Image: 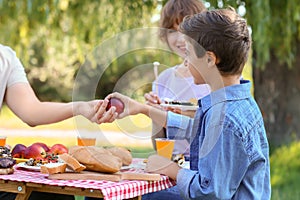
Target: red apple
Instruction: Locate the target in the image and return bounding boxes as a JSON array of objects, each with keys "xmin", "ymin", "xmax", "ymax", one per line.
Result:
[
  {"xmin": 24, "ymin": 144, "xmax": 47, "ymax": 160},
  {"xmin": 32, "ymin": 142, "xmax": 50, "ymax": 152},
  {"xmin": 49, "ymin": 144, "xmax": 68, "ymax": 155},
  {"xmin": 11, "ymin": 144, "xmax": 27, "ymax": 158},
  {"xmin": 106, "ymin": 97, "xmax": 124, "ymax": 114}
]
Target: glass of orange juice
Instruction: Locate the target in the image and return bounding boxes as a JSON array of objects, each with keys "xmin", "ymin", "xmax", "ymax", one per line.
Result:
[
  {"xmin": 155, "ymin": 138, "xmax": 175, "ymax": 160},
  {"xmin": 77, "ymin": 136, "xmax": 96, "ymax": 146},
  {"xmin": 0, "ymin": 136, "xmax": 7, "ymax": 146}
]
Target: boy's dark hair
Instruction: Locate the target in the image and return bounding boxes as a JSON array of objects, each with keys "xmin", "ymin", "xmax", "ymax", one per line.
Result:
[
  {"xmin": 179, "ymin": 7, "xmax": 251, "ymax": 75},
  {"xmin": 159, "ymin": 0, "xmax": 206, "ymax": 42}
]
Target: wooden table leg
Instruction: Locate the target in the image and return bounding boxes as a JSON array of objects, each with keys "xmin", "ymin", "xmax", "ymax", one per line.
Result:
[{"xmin": 15, "ymin": 188, "xmax": 32, "ymax": 200}]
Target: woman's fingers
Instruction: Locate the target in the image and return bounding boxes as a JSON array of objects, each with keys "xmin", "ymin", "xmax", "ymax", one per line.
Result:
[{"xmin": 97, "ymin": 106, "xmax": 118, "ymax": 124}]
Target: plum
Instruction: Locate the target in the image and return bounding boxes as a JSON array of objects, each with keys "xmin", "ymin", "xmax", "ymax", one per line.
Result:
[
  {"xmin": 11, "ymin": 144, "xmax": 27, "ymax": 158},
  {"xmin": 49, "ymin": 144, "xmax": 68, "ymax": 155},
  {"xmin": 32, "ymin": 142, "xmax": 50, "ymax": 152},
  {"xmin": 24, "ymin": 144, "xmax": 47, "ymax": 160},
  {"xmin": 106, "ymin": 97, "xmax": 124, "ymax": 114}
]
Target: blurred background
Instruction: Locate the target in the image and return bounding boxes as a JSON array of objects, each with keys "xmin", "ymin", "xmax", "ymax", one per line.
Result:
[{"xmin": 1, "ymin": 0, "xmax": 300, "ymax": 199}]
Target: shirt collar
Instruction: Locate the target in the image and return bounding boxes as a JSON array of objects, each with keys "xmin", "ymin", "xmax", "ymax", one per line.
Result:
[{"xmin": 198, "ymin": 80, "xmax": 252, "ymax": 113}]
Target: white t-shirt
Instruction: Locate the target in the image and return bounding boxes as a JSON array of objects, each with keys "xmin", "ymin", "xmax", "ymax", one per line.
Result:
[
  {"xmin": 153, "ymin": 66, "xmax": 210, "ymax": 101},
  {"xmin": 152, "ymin": 65, "xmax": 210, "ymax": 156},
  {"xmin": 0, "ymin": 44, "xmax": 28, "ymax": 109}
]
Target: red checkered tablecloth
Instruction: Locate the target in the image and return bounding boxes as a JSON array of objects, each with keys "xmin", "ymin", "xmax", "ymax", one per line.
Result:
[{"xmin": 0, "ymin": 159, "xmax": 176, "ymax": 200}]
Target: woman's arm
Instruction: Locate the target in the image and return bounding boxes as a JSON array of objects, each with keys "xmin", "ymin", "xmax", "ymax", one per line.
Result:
[{"xmin": 5, "ymin": 83, "xmax": 116, "ymax": 126}]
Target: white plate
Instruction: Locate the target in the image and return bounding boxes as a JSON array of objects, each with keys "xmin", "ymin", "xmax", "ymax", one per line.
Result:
[
  {"xmin": 16, "ymin": 162, "xmax": 40, "ymax": 172},
  {"xmin": 160, "ymin": 103, "xmax": 198, "ymax": 111}
]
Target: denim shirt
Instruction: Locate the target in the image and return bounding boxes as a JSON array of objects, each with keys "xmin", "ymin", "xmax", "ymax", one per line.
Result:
[{"xmin": 166, "ymin": 80, "xmax": 271, "ymax": 200}]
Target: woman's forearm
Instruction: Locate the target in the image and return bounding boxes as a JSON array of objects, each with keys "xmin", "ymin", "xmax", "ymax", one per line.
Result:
[{"xmin": 20, "ymin": 101, "xmax": 77, "ymax": 126}]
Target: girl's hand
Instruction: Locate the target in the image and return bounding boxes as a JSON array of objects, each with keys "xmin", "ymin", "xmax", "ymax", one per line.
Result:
[{"xmin": 144, "ymin": 92, "xmax": 164, "ymax": 110}]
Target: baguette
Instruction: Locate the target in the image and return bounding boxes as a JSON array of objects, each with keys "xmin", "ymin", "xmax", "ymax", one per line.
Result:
[
  {"xmin": 69, "ymin": 146, "xmax": 112, "ymax": 155},
  {"xmin": 69, "ymin": 146, "xmax": 122, "ymax": 173},
  {"xmin": 40, "ymin": 162, "xmax": 67, "ymax": 174},
  {"xmin": 58, "ymin": 153, "xmax": 86, "ymax": 172},
  {"xmin": 106, "ymin": 147, "xmax": 132, "ymax": 166}
]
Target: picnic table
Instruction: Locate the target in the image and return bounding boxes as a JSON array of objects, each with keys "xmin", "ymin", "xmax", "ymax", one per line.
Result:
[{"xmin": 0, "ymin": 158, "xmax": 176, "ymax": 200}]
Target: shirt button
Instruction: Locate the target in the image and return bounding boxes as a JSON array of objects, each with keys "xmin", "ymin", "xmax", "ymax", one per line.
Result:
[{"xmin": 239, "ymin": 134, "xmax": 244, "ymax": 142}]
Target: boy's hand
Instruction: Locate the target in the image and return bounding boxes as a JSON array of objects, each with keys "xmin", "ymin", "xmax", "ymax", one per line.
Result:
[
  {"xmin": 145, "ymin": 154, "xmax": 181, "ymax": 181},
  {"xmin": 106, "ymin": 92, "xmax": 145, "ymax": 119}
]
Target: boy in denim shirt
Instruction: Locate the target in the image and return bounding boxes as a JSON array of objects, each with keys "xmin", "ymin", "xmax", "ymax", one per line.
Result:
[{"xmin": 108, "ymin": 7, "xmax": 271, "ymax": 200}]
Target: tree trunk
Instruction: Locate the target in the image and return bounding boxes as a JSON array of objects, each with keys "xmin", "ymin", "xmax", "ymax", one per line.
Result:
[{"xmin": 253, "ymin": 47, "xmax": 300, "ymax": 147}]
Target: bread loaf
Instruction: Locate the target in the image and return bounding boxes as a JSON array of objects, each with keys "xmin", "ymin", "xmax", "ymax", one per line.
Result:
[
  {"xmin": 107, "ymin": 147, "xmax": 132, "ymax": 166},
  {"xmin": 69, "ymin": 146, "xmax": 122, "ymax": 173}
]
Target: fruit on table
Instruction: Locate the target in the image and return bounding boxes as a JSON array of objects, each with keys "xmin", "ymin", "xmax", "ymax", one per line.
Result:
[
  {"xmin": 23, "ymin": 144, "xmax": 47, "ymax": 160},
  {"xmin": 12, "ymin": 143, "xmax": 69, "ymax": 160},
  {"xmin": 48, "ymin": 144, "xmax": 68, "ymax": 155},
  {"xmin": 106, "ymin": 97, "xmax": 124, "ymax": 114},
  {"xmin": 32, "ymin": 142, "xmax": 50, "ymax": 152},
  {"xmin": 11, "ymin": 144, "xmax": 27, "ymax": 158}
]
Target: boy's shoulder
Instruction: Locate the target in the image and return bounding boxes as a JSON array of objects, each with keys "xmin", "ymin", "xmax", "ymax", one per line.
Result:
[{"xmin": 203, "ymin": 85, "xmax": 263, "ymax": 134}]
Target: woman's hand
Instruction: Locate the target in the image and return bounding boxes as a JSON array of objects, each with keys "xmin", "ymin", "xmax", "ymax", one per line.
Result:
[{"xmin": 76, "ymin": 99, "xmax": 118, "ymax": 124}]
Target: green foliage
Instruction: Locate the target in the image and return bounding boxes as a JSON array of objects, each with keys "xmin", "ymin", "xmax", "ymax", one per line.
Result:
[
  {"xmin": 204, "ymin": 0, "xmax": 300, "ymax": 69},
  {"xmin": 1, "ymin": 0, "xmax": 299, "ymax": 107},
  {"xmin": 245, "ymin": 0, "xmax": 300, "ymax": 69},
  {"xmin": 0, "ymin": 0, "xmax": 159, "ymax": 101},
  {"xmin": 245, "ymin": 0, "xmax": 271, "ymax": 70},
  {"xmin": 270, "ymin": 141, "xmax": 300, "ymax": 198}
]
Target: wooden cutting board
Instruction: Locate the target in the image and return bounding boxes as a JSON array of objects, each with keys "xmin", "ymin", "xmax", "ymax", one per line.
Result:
[{"xmin": 48, "ymin": 170, "xmax": 161, "ymax": 182}]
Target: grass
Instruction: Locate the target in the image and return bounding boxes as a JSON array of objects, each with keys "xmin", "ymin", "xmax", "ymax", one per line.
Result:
[
  {"xmin": 270, "ymin": 141, "xmax": 300, "ymax": 200},
  {"xmin": 0, "ymin": 104, "xmax": 152, "ymax": 132}
]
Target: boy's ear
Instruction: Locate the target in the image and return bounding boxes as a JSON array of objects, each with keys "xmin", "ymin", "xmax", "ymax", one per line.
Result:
[{"xmin": 207, "ymin": 51, "xmax": 217, "ymax": 65}]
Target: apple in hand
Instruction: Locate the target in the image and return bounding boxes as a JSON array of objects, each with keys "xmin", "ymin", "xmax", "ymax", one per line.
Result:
[
  {"xmin": 24, "ymin": 144, "xmax": 47, "ymax": 160},
  {"xmin": 49, "ymin": 144, "xmax": 68, "ymax": 155},
  {"xmin": 11, "ymin": 144, "xmax": 27, "ymax": 158},
  {"xmin": 32, "ymin": 142, "xmax": 50, "ymax": 152},
  {"xmin": 106, "ymin": 97, "xmax": 124, "ymax": 114}
]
